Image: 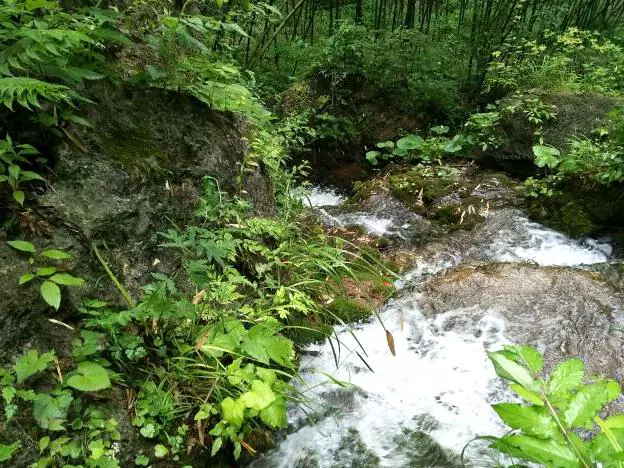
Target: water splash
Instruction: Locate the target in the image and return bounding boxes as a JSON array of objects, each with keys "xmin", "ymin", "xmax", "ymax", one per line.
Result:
[
  {"xmin": 259, "ymin": 188, "xmax": 615, "ymax": 467},
  {"xmin": 486, "ymin": 215, "xmax": 611, "ymax": 266},
  {"xmin": 304, "ymin": 186, "xmax": 348, "ymax": 208}
]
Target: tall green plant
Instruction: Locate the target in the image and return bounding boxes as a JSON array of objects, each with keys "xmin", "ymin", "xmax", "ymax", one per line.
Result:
[{"xmin": 481, "ymin": 345, "xmax": 624, "ymax": 467}]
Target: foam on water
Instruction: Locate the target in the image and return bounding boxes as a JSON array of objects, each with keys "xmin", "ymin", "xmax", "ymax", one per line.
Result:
[
  {"xmin": 254, "ymin": 294, "xmax": 510, "ymax": 467},
  {"xmin": 487, "ymin": 215, "xmax": 611, "ymax": 266},
  {"xmin": 260, "ymin": 190, "xmax": 614, "ymax": 467},
  {"xmin": 304, "ymin": 186, "xmax": 348, "ymax": 208},
  {"xmin": 334, "ymin": 212, "xmax": 396, "ymax": 236}
]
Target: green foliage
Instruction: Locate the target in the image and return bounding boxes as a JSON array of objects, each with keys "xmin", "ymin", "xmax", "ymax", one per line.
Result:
[
  {"xmin": 487, "ymin": 29, "xmax": 624, "ymax": 96},
  {"xmin": 7, "ymin": 240, "xmax": 83, "ymax": 310},
  {"xmin": 485, "ymin": 345, "xmax": 624, "ymax": 467},
  {"xmin": 365, "ymin": 112, "xmax": 500, "ymax": 166}
]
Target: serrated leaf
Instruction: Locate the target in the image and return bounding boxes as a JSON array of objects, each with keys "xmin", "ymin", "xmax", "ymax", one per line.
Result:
[
  {"xmin": 154, "ymin": 444, "xmax": 168, "ymax": 458},
  {"xmin": 66, "ymin": 361, "xmax": 111, "ymax": 392},
  {"xmin": 40, "ymin": 280, "xmax": 61, "ymax": 309},
  {"xmin": 488, "ymin": 351, "xmax": 539, "ymax": 392},
  {"xmin": 33, "ymin": 391, "xmax": 73, "ymax": 431},
  {"xmin": 14, "ymin": 349, "xmax": 55, "ymax": 383},
  {"xmin": 7, "ymin": 240, "xmax": 36, "ymax": 253},
  {"xmin": 41, "ymin": 249, "xmax": 72, "ymax": 260},
  {"xmin": 220, "ymin": 397, "xmax": 245, "ymax": 428},
  {"xmin": 50, "ymin": 273, "xmax": 84, "ymax": 286},
  {"xmin": 563, "ymin": 381, "xmax": 621, "ymax": 429},
  {"xmin": 493, "ymin": 403, "xmax": 561, "ymax": 440},
  {"xmin": 0, "ymin": 441, "xmax": 20, "ymax": 462},
  {"xmin": 259, "ymin": 396, "xmax": 287, "ymax": 428},
  {"xmin": 510, "ymin": 383, "xmax": 544, "ymax": 406},
  {"xmin": 492, "ymin": 434, "xmax": 577, "ymax": 466},
  {"xmin": 547, "ymin": 358, "xmax": 584, "ymax": 397},
  {"xmin": 241, "ymin": 380, "xmax": 276, "ymax": 411},
  {"xmin": 510, "ymin": 345, "xmax": 544, "ymax": 374}
]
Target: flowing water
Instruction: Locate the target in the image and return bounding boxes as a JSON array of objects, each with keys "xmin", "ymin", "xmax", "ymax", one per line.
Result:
[{"xmin": 254, "ymin": 186, "xmax": 618, "ymax": 468}]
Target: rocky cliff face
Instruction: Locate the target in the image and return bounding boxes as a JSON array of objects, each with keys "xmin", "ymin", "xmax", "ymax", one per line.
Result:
[{"xmin": 0, "ymin": 84, "xmax": 275, "ymax": 364}]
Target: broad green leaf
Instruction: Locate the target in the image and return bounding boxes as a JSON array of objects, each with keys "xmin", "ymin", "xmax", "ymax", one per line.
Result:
[
  {"xmin": 220, "ymin": 397, "xmax": 245, "ymax": 429},
  {"xmin": 135, "ymin": 454, "xmax": 150, "ymax": 466},
  {"xmin": 89, "ymin": 439, "xmax": 106, "ymax": 460},
  {"xmin": 605, "ymin": 415, "xmax": 624, "ymax": 429},
  {"xmin": 508, "ymin": 345, "xmax": 544, "ymax": 374},
  {"xmin": 265, "ymin": 335, "xmax": 294, "ymax": 367},
  {"xmin": 365, "ymin": 150, "xmax": 380, "ymax": 165},
  {"xmin": 19, "ymin": 171, "xmax": 44, "ymax": 182},
  {"xmin": 13, "ymin": 190, "xmax": 25, "ymax": 205},
  {"xmin": 563, "ymin": 381, "xmax": 621, "ymax": 429},
  {"xmin": 0, "ymin": 441, "xmax": 20, "ymax": 462},
  {"xmin": 488, "ymin": 351, "xmax": 539, "ymax": 392},
  {"xmin": 36, "ymin": 266, "xmax": 56, "ymax": 276},
  {"xmin": 431, "ymin": 125, "xmax": 450, "ymax": 135},
  {"xmin": 510, "ymin": 383, "xmax": 544, "ymax": 406},
  {"xmin": 396, "ymin": 134, "xmax": 424, "ymax": 151},
  {"xmin": 533, "ymin": 145, "xmax": 561, "ymax": 168},
  {"xmin": 14, "ymin": 349, "xmax": 55, "ymax": 383},
  {"xmin": 18, "ymin": 273, "xmax": 35, "ymax": 285},
  {"xmin": 50, "ymin": 273, "xmax": 84, "ymax": 286},
  {"xmin": 491, "ymin": 434, "xmax": 577, "ymax": 466},
  {"xmin": 241, "ymin": 380, "xmax": 276, "ymax": 411},
  {"xmin": 547, "ymin": 358, "xmax": 584, "ymax": 397},
  {"xmin": 241, "ymin": 337, "xmax": 270, "ymax": 363},
  {"xmin": 40, "ymin": 281, "xmax": 61, "ymax": 310},
  {"xmin": 259, "ymin": 396, "xmax": 287, "ymax": 428},
  {"xmin": 7, "ymin": 240, "xmax": 36, "ymax": 253},
  {"xmin": 33, "ymin": 391, "xmax": 73, "ymax": 431},
  {"xmin": 66, "ymin": 361, "xmax": 111, "ymax": 392},
  {"xmin": 211, "ymin": 437, "xmax": 223, "ymax": 456},
  {"xmin": 154, "ymin": 444, "xmax": 168, "ymax": 458},
  {"xmin": 41, "ymin": 249, "xmax": 72, "ymax": 260},
  {"xmin": 492, "ymin": 403, "xmax": 561, "ymax": 441}
]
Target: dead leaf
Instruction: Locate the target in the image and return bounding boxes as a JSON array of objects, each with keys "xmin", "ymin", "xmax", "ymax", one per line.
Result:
[
  {"xmin": 386, "ymin": 330, "xmax": 396, "ymax": 356},
  {"xmin": 192, "ymin": 289, "xmax": 207, "ymax": 304}
]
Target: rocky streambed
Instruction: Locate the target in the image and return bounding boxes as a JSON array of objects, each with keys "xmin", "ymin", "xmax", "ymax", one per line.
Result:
[{"xmin": 254, "ymin": 167, "xmax": 623, "ymax": 467}]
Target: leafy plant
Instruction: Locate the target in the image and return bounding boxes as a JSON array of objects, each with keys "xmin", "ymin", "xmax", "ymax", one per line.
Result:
[
  {"xmin": 7, "ymin": 240, "xmax": 83, "ymax": 310},
  {"xmin": 481, "ymin": 345, "xmax": 624, "ymax": 467}
]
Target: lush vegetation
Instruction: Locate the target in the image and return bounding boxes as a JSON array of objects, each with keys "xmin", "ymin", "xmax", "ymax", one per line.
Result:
[{"xmin": 2, "ymin": 0, "xmax": 624, "ymax": 465}]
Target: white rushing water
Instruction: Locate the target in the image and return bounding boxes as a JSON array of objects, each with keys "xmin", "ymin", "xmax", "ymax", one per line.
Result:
[
  {"xmin": 486, "ymin": 215, "xmax": 611, "ymax": 266},
  {"xmin": 260, "ymin": 186, "xmax": 614, "ymax": 467},
  {"xmin": 304, "ymin": 186, "xmax": 348, "ymax": 208}
]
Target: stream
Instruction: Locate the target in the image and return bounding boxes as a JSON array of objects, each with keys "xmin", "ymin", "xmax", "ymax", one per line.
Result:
[{"xmin": 254, "ymin": 183, "xmax": 621, "ymax": 467}]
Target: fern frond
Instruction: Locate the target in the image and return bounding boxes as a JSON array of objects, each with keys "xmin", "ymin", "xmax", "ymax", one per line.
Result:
[
  {"xmin": 0, "ymin": 29, "xmax": 94, "ymax": 76},
  {"xmin": 0, "ymin": 77, "xmax": 72, "ymax": 110}
]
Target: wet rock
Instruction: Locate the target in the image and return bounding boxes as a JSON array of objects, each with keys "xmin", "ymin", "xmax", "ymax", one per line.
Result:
[
  {"xmin": 0, "ymin": 84, "xmax": 276, "ymax": 365},
  {"xmin": 418, "ymin": 262, "xmax": 623, "ymax": 377},
  {"xmin": 346, "ymin": 165, "xmax": 520, "ymax": 236},
  {"xmin": 498, "ymin": 90, "xmax": 621, "ymax": 160}
]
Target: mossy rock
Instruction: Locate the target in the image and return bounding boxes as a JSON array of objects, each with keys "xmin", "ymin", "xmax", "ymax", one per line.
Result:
[
  {"xmin": 524, "ymin": 180, "xmax": 624, "ymax": 238},
  {"xmin": 388, "ymin": 167, "xmax": 459, "ymax": 211},
  {"xmin": 499, "ymin": 90, "xmax": 621, "ymax": 160},
  {"xmin": 433, "ymin": 195, "xmax": 490, "ymax": 232}
]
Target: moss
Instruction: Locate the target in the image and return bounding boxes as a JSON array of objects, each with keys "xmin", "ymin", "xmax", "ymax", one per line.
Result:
[
  {"xmin": 526, "ymin": 191, "xmax": 597, "ymax": 238},
  {"xmin": 326, "ymin": 296, "xmax": 373, "ymax": 324},
  {"xmin": 388, "ymin": 167, "xmax": 459, "ymax": 211},
  {"xmin": 285, "ymin": 315, "xmax": 332, "ymax": 346},
  {"xmin": 434, "ymin": 196, "xmax": 487, "ymax": 232}
]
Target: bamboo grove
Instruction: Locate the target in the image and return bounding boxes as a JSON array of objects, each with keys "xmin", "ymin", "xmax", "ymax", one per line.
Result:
[{"xmin": 232, "ymin": 0, "xmax": 624, "ymax": 85}]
